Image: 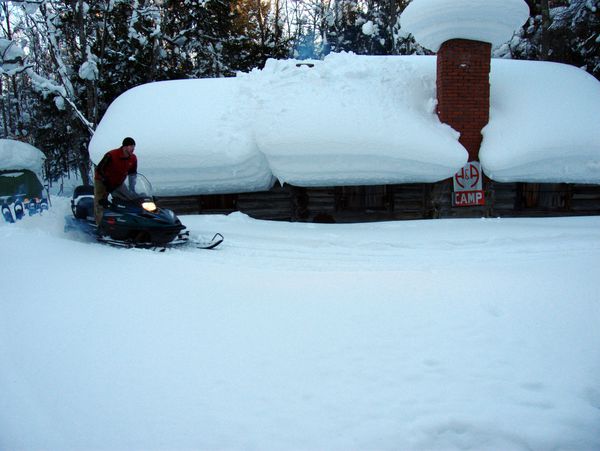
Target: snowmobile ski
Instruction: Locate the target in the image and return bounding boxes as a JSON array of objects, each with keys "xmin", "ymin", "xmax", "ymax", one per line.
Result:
[
  {"xmin": 189, "ymin": 232, "xmax": 224, "ymax": 250},
  {"xmin": 95, "ymin": 231, "xmax": 223, "ymax": 251}
]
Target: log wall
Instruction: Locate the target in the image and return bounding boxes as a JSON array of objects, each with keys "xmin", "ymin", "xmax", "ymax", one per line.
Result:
[{"xmin": 156, "ymin": 181, "xmax": 600, "ymax": 223}]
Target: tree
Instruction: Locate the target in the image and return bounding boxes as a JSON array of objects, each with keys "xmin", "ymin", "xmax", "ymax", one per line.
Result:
[
  {"xmin": 233, "ymin": 0, "xmax": 289, "ymax": 70},
  {"xmin": 496, "ymin": 0, "xmax": 600, "ymax": 80}
]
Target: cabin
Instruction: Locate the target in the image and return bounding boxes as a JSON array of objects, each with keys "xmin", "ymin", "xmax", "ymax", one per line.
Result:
[{"xmin": 89, "ymin": 0, "xmax": 600, "ymax": 222}]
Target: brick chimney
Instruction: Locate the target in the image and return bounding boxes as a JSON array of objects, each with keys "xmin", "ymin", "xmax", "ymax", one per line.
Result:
[
  {"xmin": 436, "ymin": 39, "xmax": 491, "ymax": 162},
  {"xmin": 400, "ymin": 0, "xmax": 530, "ymax": 163}
]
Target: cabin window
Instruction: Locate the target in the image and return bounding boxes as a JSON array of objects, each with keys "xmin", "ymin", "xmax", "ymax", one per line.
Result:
[
  {"xmin": 518, "ymin": 183, "xmax": 568, "ymax": 210},
  {"xmin": 200, "ymin": 194, "xmax": 237, "ymax": 211},
  {"xmin": 337, "ymin": 186, "xmax": 390, "ymax": 211}
]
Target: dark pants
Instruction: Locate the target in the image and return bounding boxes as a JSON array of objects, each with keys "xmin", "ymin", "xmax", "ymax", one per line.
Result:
[{"xmin": 94, "ymin": 179, "xmax": 108, "ymax": 226}]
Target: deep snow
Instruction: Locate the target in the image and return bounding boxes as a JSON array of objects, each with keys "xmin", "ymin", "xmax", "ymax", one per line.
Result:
[
  {"xmin": 1, "ymin": 198, "xmax": 600, "ymax": 450},
  {"xmin": 89, "ymin": 53, "xmax": 600, "ymax": 195}
]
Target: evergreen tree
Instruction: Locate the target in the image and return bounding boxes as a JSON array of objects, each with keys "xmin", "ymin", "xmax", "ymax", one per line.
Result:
[
  {"xmin": 496, "ymin": 0, "xmax": 600, "ymax": 80},
  {"xmin": 233, "ymin": 0, "xmax": 289, "ymax": 70},
  {"xmin": 323, "ymin": 0, "xmax": 424, "ymax": 56},
  {"xmin": 96, "ymin": 0, "xmax": 166, "ymax": 103},
  {"xmin": 161, "ymin": 0, "xmax": 247, "ymax": 78}
]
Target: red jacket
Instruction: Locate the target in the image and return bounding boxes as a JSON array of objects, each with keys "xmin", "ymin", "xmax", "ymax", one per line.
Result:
[{"xmin": 95, "ymin": 147, "xmax": 138, "ymax": 192}]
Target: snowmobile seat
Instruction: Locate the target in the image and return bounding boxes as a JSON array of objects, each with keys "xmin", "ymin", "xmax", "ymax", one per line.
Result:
[
  {"xmin": 72, "ymin": 185, "xmax": 95, "ymax": 220},
  {"xmin": 73, "ymin": 185, "xmax": 94, "ymax": 198}
]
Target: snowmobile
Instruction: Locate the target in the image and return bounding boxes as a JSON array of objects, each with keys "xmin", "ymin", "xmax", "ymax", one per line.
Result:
[{"xmin": 64, "ymin": 174, "xmax": 223, "ymax": 250}]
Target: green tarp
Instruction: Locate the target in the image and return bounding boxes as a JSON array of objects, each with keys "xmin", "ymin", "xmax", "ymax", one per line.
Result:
[{"xmin": 0, "ymin": 169, "xmax": 44, "ymax": 202}]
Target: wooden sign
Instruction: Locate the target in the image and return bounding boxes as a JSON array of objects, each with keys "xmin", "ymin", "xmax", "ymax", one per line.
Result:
[{"xmin": 453, "ymin": 161, "xmax": 485, "ymax": 207}]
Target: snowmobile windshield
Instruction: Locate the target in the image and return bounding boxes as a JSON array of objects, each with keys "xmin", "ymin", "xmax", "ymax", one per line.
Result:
[{"xmin": 111, "ymin": 174, "xmax": 153, "ymax": 202}]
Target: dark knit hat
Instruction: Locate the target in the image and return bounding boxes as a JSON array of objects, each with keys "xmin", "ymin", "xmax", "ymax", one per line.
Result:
[{"xmin": 122, "ymin": 137, "xmax": 136, "ymax": 146}]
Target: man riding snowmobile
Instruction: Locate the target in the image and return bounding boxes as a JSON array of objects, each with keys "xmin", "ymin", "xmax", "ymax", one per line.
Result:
[
  {"xmin": 94, "ymin": 137, "xmax": 137, "ymax": 225},
  {"xmin": 66, "ymin": 136, "xmax": 223, "ymax": 250},
  {"xmin": 67, "ymin": 172, "xmax": 223, "ymax": 249}
]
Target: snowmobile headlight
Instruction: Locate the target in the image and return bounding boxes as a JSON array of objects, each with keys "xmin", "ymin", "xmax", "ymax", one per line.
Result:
[{"xmin": 142, "ymin": 201, "xmax": 157, "ymax": 212}]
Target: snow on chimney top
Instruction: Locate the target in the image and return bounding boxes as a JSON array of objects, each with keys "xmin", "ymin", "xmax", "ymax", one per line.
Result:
[{"xmin": 400, "ymin": 0, "xmax": 530, "ymax": 52}]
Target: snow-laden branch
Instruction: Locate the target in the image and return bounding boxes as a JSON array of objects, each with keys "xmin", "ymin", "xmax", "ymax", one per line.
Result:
[
  {"xmin": 0, "ymin": 37, "xmax": 26, "ymax": 75},
  {"xmin": 25, "ymin": 67, "xmax": 94, "ymax": 134},
  {"xmin": 127, "ymin": 0, "xmax": 163, "ymax": 46},
  {"xmin": 0, "ymin": 34, "xmax": 95, "ymax": 135},
  {"xmin": 128, "ymin": 0, "xmax": 141, "ymax": 43},
  {"xmin": 78, "ymin": 46, "xmax": 99, "ymax": 81},
  {"xmin": 39, "ymin": 2, "xmax": 76, "ymax": 100}
]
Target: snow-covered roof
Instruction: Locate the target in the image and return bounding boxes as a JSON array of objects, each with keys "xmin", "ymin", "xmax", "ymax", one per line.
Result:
[
  {"xmin": 243, "ymin": 55, "xmax": 466, "ymax": 187},
  {"xmin": 481, "ymin": 60, "xmax": 600, "ymax": 183},
  {"xmin": 400, "ymin": 0, "xmax": 530, "ymax": 52},
  {"xmin": 90, "ymin": 78, "xmax": 274, "ymax": 196},
  {"xmin": 0, "ymin": 139, "xmax": 45, "ymax": 179},
  {"xmin": 89, "ymin": 53, "xmax": 600, "ymax": 196},
  {"xmin": 90, "ymin": 54, "xmax": 467, "ymax": 195}
]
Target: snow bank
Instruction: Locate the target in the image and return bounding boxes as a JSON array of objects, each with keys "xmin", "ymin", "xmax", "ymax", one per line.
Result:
[
  {"xmin": 400, "ymin": 0, "xmax": 530, "ymax": 52},
  {"xmin": 0, "ymin": 139, "xmax": 45, "ymax": 178},
  {"xmin": 89, "ymin": 79, "xmax": 274, "ymax": 196},
  {"xmin": 481, "ymin": 60, "xmax": 600, "ymax": 183},
  {"xmin": 242, "ymin": 54, "xmax": 466, "ymax": 186}
]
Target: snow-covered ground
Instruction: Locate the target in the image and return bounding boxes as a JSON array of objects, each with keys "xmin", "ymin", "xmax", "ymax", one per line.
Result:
[{"xmin": 1, "ymin": 197, "xmax": 600, "ymax": 450}]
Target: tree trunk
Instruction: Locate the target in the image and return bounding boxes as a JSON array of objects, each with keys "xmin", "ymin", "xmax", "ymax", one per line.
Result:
[
  {"xmin": 0, "ymin": 77, "xmax": 8, "ymax": 138},
  {"xmin": 273, "ymin": 0, "xmax": 282, "ymax": 48},
  {"xmin": 76, "ymin": 0, "xmax": 92, "ymax": 183},
  {"xmin": 10, "ymin": 75, "xmax": 22, "ymax": 135},
  {"xmin": 539, "ymin": 0, "xmax": 551, "ymax": 61}
]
